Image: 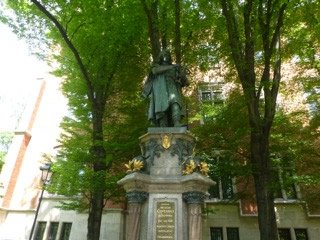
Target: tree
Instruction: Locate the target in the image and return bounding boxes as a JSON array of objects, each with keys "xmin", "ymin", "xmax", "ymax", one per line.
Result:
[
  {"xmin": 1, "ymin": 0, "xmax": 148, "ymax": 239},
  {"xmin": 190, "ymin": 0, "xmax": 320, "ymax": 239},
  {"xmin": 212, "ymin": 1, "xmax": 288, "ymax": 239},
  {"xmin": 217, "ymin": 1, "xmax": 287, "ymax": 239}
]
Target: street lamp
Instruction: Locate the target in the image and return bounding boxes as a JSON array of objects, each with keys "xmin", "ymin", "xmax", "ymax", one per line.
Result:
[{"xmin": 29, "ymin": 163, "xmax": 52, "ymax": 240}]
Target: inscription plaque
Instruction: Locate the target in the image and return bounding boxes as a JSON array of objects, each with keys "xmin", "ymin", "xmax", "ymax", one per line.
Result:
[{"xmin": 156, "ymin": 201, "xmax": 175, "ymax": 240}]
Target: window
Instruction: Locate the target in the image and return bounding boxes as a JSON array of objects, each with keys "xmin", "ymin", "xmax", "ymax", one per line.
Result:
[
  {"xmin": 295, "ymin": 229, "xmax": 308, "ymax": 240},
  {"xmin": 211, "ymin": 227, "xmax": 240, "ymax": 240},
  {"xmin": 48, "ymin": 222, "xmax": 59, "ymax": 240},
  {"xmin": 210, "ymin": 227, "xmax": 223, "ymax": 240},
  {"xmin": 201, "ymin": 91, "xmax": 213, "ymax": 101},
  {"xmin": 278, "ymin": 228, "xmax": 292, "ymax": 240},
  {"xmin": 59, "ymin": 222, "xmax": 72, "ymax": 240},
  {"xmin": 212, "ymin": 90, "xmax": 223, "ymax": 103},
  {"xmin": 198, "ymin": 83, "xmax": 224, "ymax": 124},
  {"xmin": 34, "ymin": 221, "xmax": 47, "ymax": 240},
  {"xmin": 199, "ymin": 88, "xmax": 223, "ymax": 104},
  {"xmin": 209, "ymin": 175, "xmax": 234, "ymax": 200},
  {"xmin": 227, "ymin": 228, "xmax": 239, "ymax": 240},
  {"xmin": 278, "ymin": 228, "xmax": 309, "ymax": 240}
]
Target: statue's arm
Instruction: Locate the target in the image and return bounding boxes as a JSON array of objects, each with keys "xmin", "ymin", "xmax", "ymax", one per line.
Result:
[{"xmin": 152, "ymin": 65, "xmax": 175, "ymax": 74}]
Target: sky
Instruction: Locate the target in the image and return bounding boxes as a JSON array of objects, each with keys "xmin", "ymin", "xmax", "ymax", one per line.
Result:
[{"xmin": 0, "ymin": 22, "xmax": 50, "ymax": 131}]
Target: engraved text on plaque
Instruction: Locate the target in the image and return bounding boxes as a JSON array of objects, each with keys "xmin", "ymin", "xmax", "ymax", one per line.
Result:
[{"xmin": 156, "ymin": 201, "xmax": 175, "ymax": 239}]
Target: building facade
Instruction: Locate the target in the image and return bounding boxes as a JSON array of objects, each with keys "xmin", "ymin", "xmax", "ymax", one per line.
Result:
[{"xmin": 0, "ymin": 77, "xmax": 124, "ymax": 240}]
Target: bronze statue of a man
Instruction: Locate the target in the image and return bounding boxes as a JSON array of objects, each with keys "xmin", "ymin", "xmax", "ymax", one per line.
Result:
[{"xmin": 142, "ymin": 49, "xmax": 189, "ymax": 127}]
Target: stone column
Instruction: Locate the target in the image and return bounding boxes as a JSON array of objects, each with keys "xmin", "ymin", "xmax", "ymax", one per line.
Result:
[
  {"xmin": 126, "ymin": 191, "xmax": 148, "ymax": 240},
  {"xmin": 183, "ymin": 191, "xmax": 207, "ymax": 240}
]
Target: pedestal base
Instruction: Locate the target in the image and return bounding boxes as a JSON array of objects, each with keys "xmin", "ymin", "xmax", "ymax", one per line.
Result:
[{"xmin": 118, "ymin": 128, "xmax": 215, "ymax": 240}]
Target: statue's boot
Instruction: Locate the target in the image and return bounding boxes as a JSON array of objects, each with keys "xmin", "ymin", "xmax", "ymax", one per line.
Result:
[{"xmin": 159, "ymin": 116, "xmax": 168, "ymax": 127}]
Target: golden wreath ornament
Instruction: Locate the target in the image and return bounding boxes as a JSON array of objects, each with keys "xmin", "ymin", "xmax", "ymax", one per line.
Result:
[
  {"xmin": 182, "ymin": 160, "xmax": 209, "ymax": 176},
  {"xmin": 125, "ymin": 158, "xmax": 144, "ymax": 173}
]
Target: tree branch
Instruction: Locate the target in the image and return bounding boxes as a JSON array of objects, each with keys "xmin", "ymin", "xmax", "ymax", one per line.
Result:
[
  {"xmin": 244, "ymin": 0, "xmax": 255, "ymax": 86},
  {"xmin": 174, "ymin": 0, "xmax": 181, "ymax": 64},
  {"xmin": 140, "ymin": 0, "xmax": 161, "ymax": 61},
  {"xmin": 220, "ymin": 0, "xmax": 245, "ymax": 79},
  {"xmin": 264, "ymin": 2, "xmax": 287, "ymax": 127},
  {"xmin": 71, "ymin": 22, "xmax": 87, "ymax": 40},
  {"xmin": 101, "ymin": 54, "xmax": 121, "ymax": 105},
  {"xmin": 270, "ymin": 32, "xmax": 281, "ymax": 118},
  {"xmin": 65, "ymin": 14, "xmax": 74, "ymax": 33},
  {"xmin": 31, "ymin": 0, "xmax": 95, "ymax": 105},
  {"xmin": 268, "ymin": 2, "xmax": 287, "ymax": 120},
  {"xmin": 258, "ymin": 0, "xmax": 269, "ymax": 53},
  {"xmin": 270, "ymin": 2, "xmax": 287, "ymax": 56}
]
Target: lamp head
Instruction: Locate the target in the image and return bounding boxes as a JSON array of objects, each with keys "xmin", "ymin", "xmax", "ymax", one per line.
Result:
[{"xmin": 40, "ymin": 163, "xmax": 52, "ymax": 183}]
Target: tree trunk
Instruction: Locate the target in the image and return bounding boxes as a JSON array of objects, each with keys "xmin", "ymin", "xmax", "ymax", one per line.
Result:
[
  {"xmin": 87, "ymin": 108, "xmax": 107, "ymax": 240},
  {"xmin": 251, "ymin": 130, "xmax": 278, "ymax": 240},
  {"xmin": 254, "ymin": 173, "xmax": 278, "ymax": 240},
  {"xmin": 87, "ymin": 191, "xmax": 105, "ymax": 240}
]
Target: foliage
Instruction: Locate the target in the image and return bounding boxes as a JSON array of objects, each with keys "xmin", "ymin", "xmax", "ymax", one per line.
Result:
[
  {"xmin": 0, "ymin": 132, "xmax": 14, "ymax": 151},
  {"xmin": 302, "ymin": 77, "xmax": 320, "ymax": 128},
  {"xmin": 43, "ymin": 0, "xmax": 147, "ymax": 206},
  {"xmin": 193, "ymin": 88, "xmax": 320, "ymax": 196},
  {"xmin": 0, "ymin": 156, "xmax": 4, "ymax": 172},
  {"xmin": 0, "ymin": 132, "xmax": 14, "ymax": 171},
  {"xmin": 48, "ymin": 93, "xmax": 148, "ymax": 210},
  {"xmin": 192, "ymin": 90, "xmax": 252, "ymax": 193},
  {"xmin": 283, "ymin": 1, "xmax": 320, "ymax": 66}
]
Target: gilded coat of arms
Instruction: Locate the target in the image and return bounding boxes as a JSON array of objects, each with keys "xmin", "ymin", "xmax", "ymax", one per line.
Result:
[{"xmin": 161, "ymin": 134, "xmax": 171, "ymax": 149}]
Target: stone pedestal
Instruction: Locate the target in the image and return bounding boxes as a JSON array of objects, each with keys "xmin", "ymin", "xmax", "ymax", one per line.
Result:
[{"xmin": 118, "ymin": 127, "xmax": 214, "ymax": 240}]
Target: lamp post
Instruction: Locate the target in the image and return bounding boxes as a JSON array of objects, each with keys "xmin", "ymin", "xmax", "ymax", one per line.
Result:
[{"xmin": 29, "ymin": 163, "xmax": 52, "ymax": 240}]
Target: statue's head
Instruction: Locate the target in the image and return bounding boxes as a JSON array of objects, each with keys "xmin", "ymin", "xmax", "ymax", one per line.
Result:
[{"xmin": 158, "ymin": 49, "xmax": 172, "ymax": 65}]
